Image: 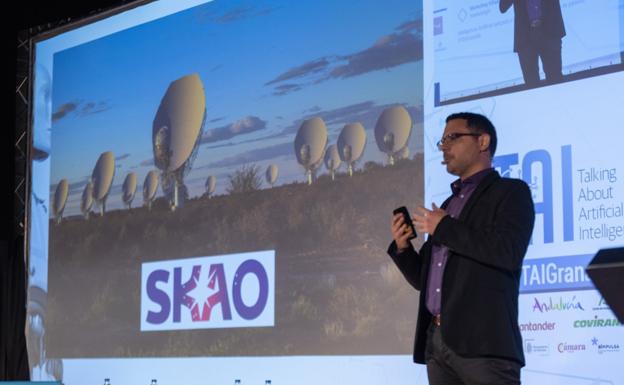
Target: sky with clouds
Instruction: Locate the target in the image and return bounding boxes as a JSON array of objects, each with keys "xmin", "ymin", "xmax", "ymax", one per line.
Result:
[{"xmin": 49, "ymin": 0, "xmax": 423, "ymax": 216}]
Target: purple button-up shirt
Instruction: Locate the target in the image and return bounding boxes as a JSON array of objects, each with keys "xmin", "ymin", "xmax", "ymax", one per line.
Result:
[
  {"xmin": 425, "ymin": 168, "xmax": 493, "ymax": 316},
  {"xmin": 526, "ymin": 0, "xmax": 543, "ymax": 24}
]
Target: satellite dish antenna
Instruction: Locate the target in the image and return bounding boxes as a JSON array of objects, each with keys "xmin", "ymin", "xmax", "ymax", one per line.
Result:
[
  {"xmin": 143, "ymin": 170, "xmax": 159, "ymax": 210},
  {"xmin": 324, "ymin": 144, "xmax": 341, "ymax": 181},
  {"xmin": 91, "ymin": 151, "xmax": 115, "ymax": 216},
  {"xmin": 337, "ymin": 122, "xmax": 366, "ymax": 176},
  {"xmin": 374, "ymin": 106, "xmax": 412, "ymax": 165},
  {"xmin": 294, "ymin": 117, "xmax": 327, "ymax": 185},
  {"xmin": 52, "ymin": 179, "xmax": 68, "ymax": 224},
  {"xmin": 122, "ymin": 172, "xmax": 137, "ymax": 209},
  {"xmin": 265, "ymin": 164, "xmax": 278, "ymax": 187},
  {"xmin": 397, "ymin": 145, "xmax": 410, "ymax": 160},
  {"xmin": 153, "ymin": 73, "xmax": 206, "ymax": 210},
  {"xmin": 80, "ymin": 180, "xmax": 93, "ymax": 219},
  {"xmin": 205, "ymin": 175, "xmax": 216, "ymax": 198}
]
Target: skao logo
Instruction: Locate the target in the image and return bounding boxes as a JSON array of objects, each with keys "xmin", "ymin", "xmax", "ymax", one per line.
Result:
[{"xmin": 141, "ymin": 250, "xmax": 275, "ymax": 331}]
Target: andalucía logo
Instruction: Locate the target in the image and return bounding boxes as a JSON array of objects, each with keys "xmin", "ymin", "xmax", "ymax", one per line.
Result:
[
  {"xmin": 557, "ymin": 342, "xmax": 586, "ymax": 353},
  {"xmin": 573, "ymin": 316, "xmax": 621, "ymax": 328},
  {"xmin": 532, "ymin": 295, "xmax": 585, "ymax": 312},
  {"xmin": 591, "ymin": 337, "xmax": 621, "ymax": 354},
  {"xmin": 140, "ymin": 250, "xmax": 275, "ymax": 331}
]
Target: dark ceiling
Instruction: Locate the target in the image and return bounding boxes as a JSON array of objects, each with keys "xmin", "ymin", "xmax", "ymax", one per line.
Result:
[{"xmin": 14, "ymin": 1, "xmax": 128, "ymax": 31}]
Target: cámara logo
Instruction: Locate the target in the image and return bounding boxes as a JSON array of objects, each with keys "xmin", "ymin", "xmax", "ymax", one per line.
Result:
[{"xmin": 557, "ymin": 342, "xmax": 586, "ymax": 353}]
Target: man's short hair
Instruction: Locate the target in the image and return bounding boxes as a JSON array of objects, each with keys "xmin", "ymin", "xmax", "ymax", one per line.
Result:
[{"xmin": 446, "ymin": 112, "xmax": 497, "ymax": 157}]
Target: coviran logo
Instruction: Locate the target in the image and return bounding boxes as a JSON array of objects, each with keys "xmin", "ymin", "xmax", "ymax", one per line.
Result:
[
  {"xmin": 140, "ymin": 251, "xmax": 275, "ymax": 331},
  {"xmin": 532, "ymin": 295, "xmax": 585, "ymax": 312},
  {"xmin": 557, "ymin": 342, "xmax": 586, "ymax": 353},
  {"xmin": 573, "ymin": 316, "xmax": 621, "ymax": 328}
]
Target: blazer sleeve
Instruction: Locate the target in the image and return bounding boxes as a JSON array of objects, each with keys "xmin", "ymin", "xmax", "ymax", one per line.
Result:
[
  {"xmin": 430, "ymin": 180, "xmax": 534, "ymax": 273},
  {"xmin": 387, "ymin": 241, "xmax": 426, "ymax": 291}
]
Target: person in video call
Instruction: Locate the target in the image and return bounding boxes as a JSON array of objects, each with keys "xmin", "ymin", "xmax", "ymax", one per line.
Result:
[
  {"xmin": 500, "ymin": 0, "xmax": 566, "ymax": 86},
  {"xmin": 387, "ymin": 112, "xmax": 535, "ymax": 385}
]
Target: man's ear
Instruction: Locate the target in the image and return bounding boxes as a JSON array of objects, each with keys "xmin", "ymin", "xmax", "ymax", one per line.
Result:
[{"xmin": 479, "ymin": 133, "xmax": 490, "ymax": 153}]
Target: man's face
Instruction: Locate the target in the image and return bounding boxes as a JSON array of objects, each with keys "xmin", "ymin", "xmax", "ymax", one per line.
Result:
[{"xmin": 439, "ymin": 119, "xmax": 485, "ymax": 179}]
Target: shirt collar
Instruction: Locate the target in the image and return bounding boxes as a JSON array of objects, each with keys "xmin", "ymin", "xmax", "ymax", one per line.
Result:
[{"xmin": 451, "ymin": 167, "xmax": 494, "ymax": 195}]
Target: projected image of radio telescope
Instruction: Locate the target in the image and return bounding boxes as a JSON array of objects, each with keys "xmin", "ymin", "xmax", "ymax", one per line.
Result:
[
  {"xmin": 397, "ymin": 145, "xmax": 409, "ymax": 160},
  {"xmin": 374, "ymin": 106, "xmax": 412, "ymax": 165},
  {"xmin": 294, "ymin": 117, "xmax": 328, "ymax": 185},
  {"xmin": 122, "ymin": 172, "xmax": 137, "ymax": 209},
  {"xmin": 91, "ymin": 151, "xmax": 115, "ymax": 216},
  {"xmin": 153, "ymin": 73, "xmax": 206, "ymax": 211},
  {"xmin": 80, "ymin": 181, "xmax": 93, "ymax": 220},
  {"xmin": 205, "ymin": 175, "xmax": 216, "ymax": 198},
  {"xmin": 337, "ymin": 122, "xmax": 367, "ymax": 176},
  {"xmin": 143, "ymin": 170, "xmax": 159, "ymax": 210},
  {"xmin": 265, "ymin": 164, "xmax": 278, "ymax": 188},
  {"xmin": 324, "ymin": 144, "xmax": 341, "ymax": 181},
  {"xmin": 52, "ymin": 179, "xmax": 68, "ymax": 224}
]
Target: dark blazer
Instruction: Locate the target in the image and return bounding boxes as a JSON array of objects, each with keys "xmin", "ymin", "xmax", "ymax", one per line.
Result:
[
  {"xmin": 388, "ymin": 170, "xmax": 534, "ymax": 365},
  {"xmin": 500, "ymin": 0, "xmax": 566, "ymax": 52}
]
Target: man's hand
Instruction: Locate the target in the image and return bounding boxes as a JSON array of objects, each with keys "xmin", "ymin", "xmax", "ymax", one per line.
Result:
[
  {"xmin": 391, "ymin": 213, "xmax": 414, "ymax": 251},
  {"xmin": 413, "ymin": 203, "xmax": 447, "ymax": 235}
]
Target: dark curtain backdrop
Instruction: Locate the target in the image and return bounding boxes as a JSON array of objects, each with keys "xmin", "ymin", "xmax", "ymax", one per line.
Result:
[
  {"xmin": 0, "ymin": 237, "xmax": 30, "ymax": 380},
  {"xmin": 2, "ymin": 22, "xmax": 29, "ymax": 380}
]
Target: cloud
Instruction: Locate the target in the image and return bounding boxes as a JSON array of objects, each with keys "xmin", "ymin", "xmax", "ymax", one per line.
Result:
[
  {"xmin": 273, "ymin": 84, "xmax": 302, "ymax": 96},
  {"xmin": 209, "ymin": 116, "xmax": 226, "ymax": 123},
  {"xmin": 304, "ymin": 106, "xmax": 322, "ymax": 114},
  {"xmin": 201, "ymin": 116, "xmax": 267, "ymax": 144},
  {"xmin": 265, "ymin": 17, "xmax": 422, "ymax": 95},
  {"xmin": 279, "ymin": 101, "xmax": 424, "ymax": 139},
  {"xmin": 139, "ymin": 159, "xmax": 154, "ymax": 167},
  {"xmin": 78, "ymin": 101, "xmax": 111, "ymax": 117},
  {"xmin": 52, "ymin": 100, "xmax": 111, "ymax": 122},
  {"xmin": 203, "ymin": 142, "xmax": 292, "ymax": 168},
  {"xmin": 115, "ymin": 153, "xmax": 131, "ymax": 161},
  {"xmin": 328, "ymin": 31, "xmax": 422, "ymax": 79},
  {"xmin": 266, "ymin": 58, "xmax": 330, "ymax": 85},
  {"xmin": 52, "ymin": 102, "xmax": 78, "ymax": 122},
  {"xmin": 198, "ymin": 5, "xmax": 279, "ymax": 24}
]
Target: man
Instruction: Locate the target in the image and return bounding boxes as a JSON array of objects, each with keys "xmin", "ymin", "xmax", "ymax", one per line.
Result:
[
  {"xmin": 388, "ymin": 112, "xmax": 534, "ymax": 385},
  {"xmin": 500, "ymin": 0, "xmax": 566, "ymax": 86}
]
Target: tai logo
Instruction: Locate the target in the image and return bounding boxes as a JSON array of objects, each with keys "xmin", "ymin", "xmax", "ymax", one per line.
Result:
[{"xmin": 141, "ymin": 250, "xmax": 275, "ymax": 331}]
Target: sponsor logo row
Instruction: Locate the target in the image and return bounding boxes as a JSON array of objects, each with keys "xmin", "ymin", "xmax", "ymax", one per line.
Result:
[
  {"xmin": 519, "ymin": 316, "xmax": 622, "ymax": 333},
  {"xmin": 524, "ymin": 337, "xmax": 621, "ymax": 356},
  {"xmin": 529, "ymin": 295, "xmax": 610, "ymax": 313}
]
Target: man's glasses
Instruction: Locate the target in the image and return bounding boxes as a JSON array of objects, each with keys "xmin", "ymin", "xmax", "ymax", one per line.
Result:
[{"xmin": 436, "ymin": 132, "xmax": 481, "ymax": 149}]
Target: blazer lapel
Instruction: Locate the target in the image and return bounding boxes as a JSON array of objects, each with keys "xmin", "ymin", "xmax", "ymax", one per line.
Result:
[{"xmin": 458, "ymin": 170, "xmax": 500, "ymax": 221}]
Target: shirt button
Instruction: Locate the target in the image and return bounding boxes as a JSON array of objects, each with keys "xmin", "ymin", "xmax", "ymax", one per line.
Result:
[
  {"xmin": 437, "ymin": 262, "xmax": 442, "ymax": 267},
  {"xmin": 436, "ymin": 288, "xmax": 440, "ymax": 293},
  {"xmin": 460, "ymin": 194, "xmax": 464, "ymax": 198}
]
